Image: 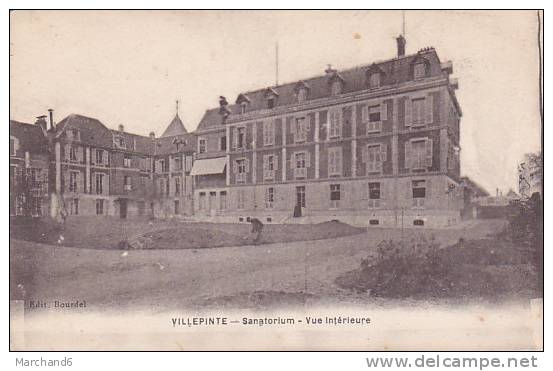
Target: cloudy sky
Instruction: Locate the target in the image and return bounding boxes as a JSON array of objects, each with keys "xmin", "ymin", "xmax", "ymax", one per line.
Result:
[{"xmin": 10, "ymin": 10, "xmax": 541, "ymax": 193}]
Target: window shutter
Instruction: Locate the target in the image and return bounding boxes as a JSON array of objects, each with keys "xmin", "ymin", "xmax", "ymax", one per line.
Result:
[
  {"xmin": 233, "ymin": 129, "xmax": 238, "ymax": 149},
  {"xmin": 78, "ymin": 147, "xmax": 83, "ymax": 162},
  {"xmin": 64, "ymin": 144, "xmax": 70, "ymax": 160},
  {"xmin": 426, "ymin": 179, "xmax": 432, "ymax": 198},
  {"xmin": 381, "ymin": 102, "xmax": 388, "ymax": 121},
  {"xmin": 337, "ymin": 149, "xmax": 342, "ymax": 174},
  {"xmin": 380, "ymin": 183, "xmax": 385, "ymax": 200},
  {"xmin": 425, "ymin": 139, "xmax": 433, "ymax": 167},
  {"xmin": 305, "ymin": 116, "xmax": 311, "ymax": 132},
  {"xmin": 90, "ymin": 149, "xmax": 95, "ymax": 164},
  {"xmin": 273, "ymin": 154, "xmax": 279, "ymax": 170},
  {"xmin": 406, "ymin": 180, "xmax": 412, "ymax": 199},
  {"xmin": 245, "ymin": 158, "xmax": 250, "ymax": 173},
  {"xmin": 103, "ymin": 151, "xmax": 108, "ymax": 166},
  {"xmin": 232, "ymin": 160, "xmax": 238, "ymax": 173},
  {"xmin": 290, "ymin": 153, "xmax": 296, "ymax": 169},
  {"xmin": 337, "ymin": 110, "xmax": 342, "ymax": 136},
  {"xmin": 405, "ymin": 98, "xmax": 412, "ymax": 127},
  {"xmin": 328, "ymin": 150, "xmax": 335, "ymax": 174},
  {"xmin": 305, "ymin": 152, "xmax": 311, "ymax": 167},
  {"xmin": 405, "ymin": 141, "xmax": 412, "ymax": 169},
  {"xmin": 263, "ymin": 155, "xmax": 268, "ymax": 171},
  {"xmin": 381, "ymin": 143, "xmax": 388, "ymax": 162},
  {"xmin": 362, "ymin": 146, "xmax": 368, "ymax": 163},
  {"xmin": 425, "ymin": 94, "xmax": 434, "ymax": 124},
  {"xmin": 361, "ymin": 106, "xmax": 369, "ymax": 123}
]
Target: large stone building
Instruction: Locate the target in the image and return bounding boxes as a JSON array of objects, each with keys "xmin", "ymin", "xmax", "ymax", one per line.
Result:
[
  {"xmin": 10, "ymin": 36, "xmax": 464, "ymax": 227},
  {"xmin": 190, "ymin": 36, "xmax": 463, "ymax": 227}
]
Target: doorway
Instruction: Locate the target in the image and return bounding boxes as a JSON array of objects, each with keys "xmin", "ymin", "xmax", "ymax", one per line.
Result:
[{"xmin": 174, "ymin": 200, "xmax": 180, "ymax": 215}]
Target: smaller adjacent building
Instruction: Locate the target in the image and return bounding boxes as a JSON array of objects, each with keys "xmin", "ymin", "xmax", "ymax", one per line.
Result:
[{"xmin": 10, "ymin": 118, "xmax": 50, "ymax": 217}]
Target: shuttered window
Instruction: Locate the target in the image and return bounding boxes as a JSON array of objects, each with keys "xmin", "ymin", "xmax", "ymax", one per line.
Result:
[
  {"xmin": 263, "ymin": 120, "xmax": 275, "ymax": 146},
  {"xmin": 330, "ymin": 184, "xmax": 340, "ymax": 208},
  {"xmin": 328, "ymin": 147, "xmax": 343, "ymax": 176},
  {"xmin": 405, "ymin": 138, "xmax": 433, "ymax": 170},
  {"xmin": 328, "ymin": 109, "xmax": 342, "ymax": 138}
]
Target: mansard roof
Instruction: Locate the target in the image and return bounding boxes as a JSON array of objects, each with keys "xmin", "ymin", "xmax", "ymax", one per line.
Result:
[
  {"xmin": 55, "ymin": 114, "xmax": 113, "ymax": 148},
  {"xmin": 10, "ymin": 120, "xmax": 49, "ymax": 154},
  {"xmin": 195, "ymin": 48, "xmax": 446, "ymax": 121}
]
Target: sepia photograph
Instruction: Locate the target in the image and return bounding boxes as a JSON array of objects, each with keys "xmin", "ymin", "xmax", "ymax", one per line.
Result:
[{"xmin": 9, "ymin": 9, "xmax": 543, "ymax": 351}]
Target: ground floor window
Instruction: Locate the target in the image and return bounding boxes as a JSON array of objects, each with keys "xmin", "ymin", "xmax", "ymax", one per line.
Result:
[
  {"xmin": 296, "ymin": 186, "xmax": 306, "ymax": 208},
  {"xmin": 69, "ymin": 198, "xmax": 79, "ymax": 215},
  {"xmin": 96, "ymin": 199, "xmax": 104, "ymax": 215},
  {"xmin": 30, "ymin": 197, "xmax": 42, "ymax": 216},
  {"xmin": 137, "ymin": 201, "xmax": 145, "ymax": 215},
  {"xmin": 220, "ymin": 191, "xmax": 227, "ymax": 210},
  {"xmin": 330, "ymin": 184, "xmax": 340, "ymax": 208},
  {"xmin": 368, "ymin": 182, "xmax": 381, "ymax": 208},
  {"xmin": 412, "ymin": 180, "xmax": 426, "ymax": 208},
  {"xmin": 265, "ymin": 187, "xmax": 274, "ymax": 208}
]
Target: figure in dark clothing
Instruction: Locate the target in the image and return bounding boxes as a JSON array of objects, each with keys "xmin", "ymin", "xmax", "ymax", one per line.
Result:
[{"xmin": 250, "ymin": 218, "xmax": 264, "ymax": 244}]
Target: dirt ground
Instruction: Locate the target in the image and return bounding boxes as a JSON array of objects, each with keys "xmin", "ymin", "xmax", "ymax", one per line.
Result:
[{"xmin": 9, "ymin": 218, "xmax": 522, "ymax": 311}]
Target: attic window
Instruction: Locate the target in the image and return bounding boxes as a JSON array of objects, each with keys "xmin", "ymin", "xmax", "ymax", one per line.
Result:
[
  {"xmin": 67, "ymin": 129, "xmax": 81, "ymax": 141},
  {"xmin": 369, "ymin": 72, "xmax": 381, "ymax": 89},
  {"xmin": 297, "ymin": 88, "xmax": 308, "ymax": 103},
  {"xmin": 331, "ymin": 80, "xmax": 342, "ymax": 95},
  {"xmin": 113, "ymin": 135, "xmax": 126, "ymax": 149},
  {"xmin": 414, "ymin": 63, "xmax": 428, "ymax": 80},
  {"xmin": 240, "ymin": 102, "xmax": 247, "ymax": 114},
  {"xmin": 267, "ymin": 98, "xmax": 275, "ymax": 109}
]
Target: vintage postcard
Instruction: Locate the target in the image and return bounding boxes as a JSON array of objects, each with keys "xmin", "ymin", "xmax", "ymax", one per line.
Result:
[{"xmin": 9, "ymin": 10, "xmax": 543, "ymax": 351}]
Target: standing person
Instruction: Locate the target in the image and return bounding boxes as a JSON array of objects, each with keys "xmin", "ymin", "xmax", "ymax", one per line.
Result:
[{"xmin": 249, "ymin": 217, "xmax": 264, "ymax": 244}]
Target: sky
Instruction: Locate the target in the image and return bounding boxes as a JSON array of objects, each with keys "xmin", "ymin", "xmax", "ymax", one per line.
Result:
[{"xmin": 9, "ymin": 10, "xmax": 541, "ymax": 193}]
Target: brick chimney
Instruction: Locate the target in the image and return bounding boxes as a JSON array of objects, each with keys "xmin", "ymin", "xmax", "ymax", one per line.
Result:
[
  {"xmin": 396, "ymin": 35, "xmax": 406, "ymax": 57},
  {"xmin": 47, "ymin": 108, "xmax": 55, "ymax": 130},
  {"xmin": 118, "ymin": 124, "xmax": 125, "ymax": 132},
  {"xmin": 149, "ymin": 131, "xmax": 155, "ymax": 139}
]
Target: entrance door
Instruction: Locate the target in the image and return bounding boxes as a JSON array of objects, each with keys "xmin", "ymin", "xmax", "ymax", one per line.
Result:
[
  {"xmin": 174, "ymin": 200, "xmax": 180, "ymax": 215},
  {"xmin": 120, "ymin": 199, "xmax": 127, "ymax": 219}
]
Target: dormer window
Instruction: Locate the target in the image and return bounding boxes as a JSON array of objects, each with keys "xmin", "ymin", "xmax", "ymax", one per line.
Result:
[
  {"xmin": 369, "ymin": 73, "xmax": 381, "ymax": 89},
  {"xmin": 297, "ymin": 88, "xmax": 308, "ymax": 103},
  {"xmin": 67, "ymin": 129, "xmax": 81, "ymax": 141},
  {"xmin": 331, "ymin": 80, "xmax": 342, "ymax": 95},
  {"xmin": 267, "ymin": 98, "xmax": 275, "ymax": 109},
  {"xmin": 414, "ymin": 62, "xmax": 428, "ymax": 80},
  {"xmin": 294, "ymin": 81, "xmax": 310, "ymax": 103},
  {"xmin": 240, "ymin": 102, "xmax": 247, "ymax": 114},
  {"xmin": 113, "ymin": 135, "xmax": 126, "ymax": 149}
]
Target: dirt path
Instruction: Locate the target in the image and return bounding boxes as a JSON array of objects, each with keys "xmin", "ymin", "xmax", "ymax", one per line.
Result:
[{"xmin": 10, "ymin": 219, "xmax": 508, "ymax": 311}]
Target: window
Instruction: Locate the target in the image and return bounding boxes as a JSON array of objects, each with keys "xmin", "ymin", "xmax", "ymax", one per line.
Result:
[
  {"xmin": 294, "ymin": 152, "xmax": 307, "ymax": 179},
  {"xmin": 10, "ymin": 138, "xmax": 16, "ymax": 156},
  {"xmin": 220, "ymin": 191, "xmax": 227, "ymax": 210},
  {"xmin": 331, "ymin": 80, "xmax": 342, "ymax": 95},
  {"xmin": 330, "ymin": 184, "xmax": 340, "ymax": 208},
  {"xmin": 235, "ymin": 159, "xmax": 247, "ymax": 182},
  {"xmin": 296, "ymin": 186, "xmax": 306, "ymax": 208},
  {"xmin": 124, "ymin": 175, "xmax": 132, "ymax": 191},
  {"xmin": 114, "ymin": 135, "xmax": 125, "ymax": 149},
  {"xmin": 220, "ymin": 136, "xmax": 227, "ymax": 152},
  {"xmin": 412, "ymin": 180, "xmax": 426, "ymax": 207},
  {"xmin": 174, "ymin": 157, "xmax": 183, "ymax": 171},
  {"xmin": 265, "ymin": 187, "xmax": 274, "ymax": 208},
  {"xmin": 199, "ymin": 192, "xmax": 206, "ymax": 210},
  {"xmin": 414, "ymin": 63, "xmax": 427, "ymax": 79},
  {"xmin": 95, "ymin": 173, "xmax": 104, "ymax": 194},
  {"xmin": 95, "ymin": 199, "xmax": 104, "ymax": 215},
  {"xmin": 157, "ymin": 159, "xmax": 168, "ymax": 173},
  {"xmin": 174, "ymin": 177, "xmax": 181, "ymax": 195},
  {"xmin": 69, "ymin": 171, "xmax": 78, "ymax": 192},
  {"xmin": 365, "ymin": 105, "xmax": 382, "ymax": 133},
  {"xmin": 69, "ymin": 198, "xmax": 79, "ymax": 215},
  {"xmin": 237, "ymin": 127, "xmax": 245, "ymax": 149},
  {"xmin": 96, "ymin": 149, "xmax": 104, "ymax": 164},
  {"xmin": 328, "ymin": 147, "xmax": 343, "ymax": 176},
  {"xmin": 68, "ymin": 129, "xmax": 81, "ymax": 141},
  {"xmin": 199, "ymin": 139, "xmax": 207, "ymax": 154},
  {"xmin": 369, "ymin": 73, "xmax": 381, "ymax": 89},
  {"xmin": 412, "ymin": 98, "xmax": 426, "ymax": 126},
  {"xmin": 368, "ymin": 182, "xmax": 381, "ymax": 208},
  {"xmin": 407, "ymin": 139, "xmax": 432, "ymax": 170},
  {"xmin": 267, "ymin": 98, "xmax": 275, "ymax": 109},
  {"xmin": 185, "ymin": 156, "xmax": 193, "ymax": 172},
  {"xmin": 69, "ymin": 146, "xmax": 78, "ymax": 161},
  {"xmin": 263, "ymin": 120, "xmax": 275, "ymax": 146},
  {"xmin": 328, "ymin": 109, "xmax": 341, "ymax": 138},
  {"xmin": 294, "ymin": 117, "xmax": 308, "ymax": 143},
  {"xmin": 237, "ymin": 189, "xmax": 245, "ymax": 210},
  {"xmin": 366, "ymin": 144, "xmax": 385, "ymax": 173},
  {"xmin": 240, "ymin": 102, "xmax": 247, "ymax": 114},
  {"xmin": 263, "ymin": 154, "xmax": 277, "ymax": 180},
  {"xmin": 297, "ymin": 88, "xmax": 308, "ymax": 102},
  {"xmin": 123, "ymin": 155, "xmax": 132, "ymax": 168}
]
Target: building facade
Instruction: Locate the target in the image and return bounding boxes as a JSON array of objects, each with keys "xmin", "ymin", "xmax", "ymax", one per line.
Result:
[
  {"xmin": 11, "ymin": 36, "xmax": 465, "ymax": 227},
  {"xmin": 190, "ymin": 37, "xmax": 464, "ymax": 227}
]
